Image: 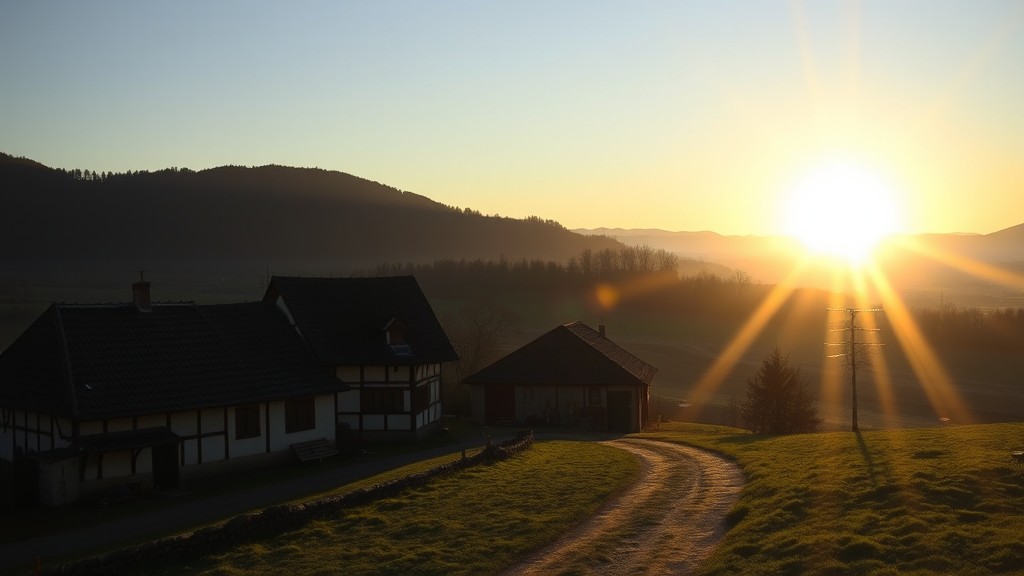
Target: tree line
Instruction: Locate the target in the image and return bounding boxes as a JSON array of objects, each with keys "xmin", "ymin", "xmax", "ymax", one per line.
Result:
[
  {"xmin": 370, "ymin": 245, "xmax": 767, "ymax": 324},
  {"xmin": 913, "ymin": 304, "xmax": 1024, "ymax": 351}
]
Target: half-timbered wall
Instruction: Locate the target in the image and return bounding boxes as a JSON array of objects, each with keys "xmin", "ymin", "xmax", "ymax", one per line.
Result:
[
  {"xmin": 334, "ymin": 362, "xmax": 443, "ymax": 435},
  {"xmin": 4, "ymin": 393, "xmax": 337, "ymax": 489},
  {"xmin": 0, "ymin": 407, "xmax": 71, "ymax": 461}
]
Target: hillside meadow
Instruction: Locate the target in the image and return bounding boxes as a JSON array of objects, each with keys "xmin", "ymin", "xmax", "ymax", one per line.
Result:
[
  {"xmin": 121, "ymin": 422, "xmax": 1024, "ymax": 575},
  {"xmin": 638, "ymin": 422, "xmax": 1024, "ymax": 576}
]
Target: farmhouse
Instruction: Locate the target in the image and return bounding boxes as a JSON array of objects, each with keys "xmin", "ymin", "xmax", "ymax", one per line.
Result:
[
  {"xmin": 466, "ymin": 322, "xmax": 655, "ymax": 433},
  {"xmin": 0, "ymin": 275, "xmax": 455, "ymax": 505},
  {"xmin": 265, "ymin": 275, "xmax": 456, "ymax": 441}
]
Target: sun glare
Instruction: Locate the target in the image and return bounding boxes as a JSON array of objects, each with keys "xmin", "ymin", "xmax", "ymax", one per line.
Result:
[{"xmin": 783, "ymin": 160, "xmax": 901, "ymax": 263}]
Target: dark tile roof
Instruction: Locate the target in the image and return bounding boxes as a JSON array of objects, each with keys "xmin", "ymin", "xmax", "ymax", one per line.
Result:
[
  {"xmin": 265, "ymin": 276, "xmax": 457, "ymax": 366},
  {"xmin": 0, "ymin": 301, "xmax": 345, "ymax": 420},
  {"xmin": 200, "ymin": 301, "xmax": 342, "ymax": 397},
  {"xmin": 464, "ymin": 321, "xmax": 657, "ymax": 387}
]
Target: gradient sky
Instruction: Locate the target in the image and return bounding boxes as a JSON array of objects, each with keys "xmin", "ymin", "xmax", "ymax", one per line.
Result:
[{"xmin": 2, "ymin": 1, "xmax": 1023, "ymax": 235}]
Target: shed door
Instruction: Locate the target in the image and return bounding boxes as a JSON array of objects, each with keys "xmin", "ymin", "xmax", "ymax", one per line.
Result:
[
  {"xmin": 607, "ymin": 391, "xmax": 633, "ymax": 432},
  {"xmin": 486, "ymin": 385, "xmax": 516, "ymax": 425},
  {"xmin": 152, "ymin": 442, "xmax": 180, "ymax": 491}
]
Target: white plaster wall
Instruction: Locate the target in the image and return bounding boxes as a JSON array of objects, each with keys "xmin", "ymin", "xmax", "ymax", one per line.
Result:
[
  {"xmin": 182, "ymin": 438, "xmax": 198, "ymax": 466},
  {"xmin": 170, "ymin": 412, "xmax": 197, "ymax": 436},
  {"xmin": 390, "ymin": 365, "xmax": 410, "ymax": 382},
  {"xmin": 363, "ymin": 415, "xmax": 385, "ymax": 430},
  {"xmin": 364, "ymin": 365, "xmax": 386, "ymax": 382},
  {"xmin": 137, "ymin": 414, "xmax": 166, "ymax": 429},
  {"xmin": 201, "ymin": 408, "xmax": 224, "ymax": 433},
  {"xmin": 202, "ymin": 435, "xmax": 225, "ymax": 461},
  {"xmin": 387, "ymin": 415, "xmax": 410, "ymax": 430}
]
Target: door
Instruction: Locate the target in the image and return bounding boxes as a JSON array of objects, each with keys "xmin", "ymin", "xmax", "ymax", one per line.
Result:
[
  {"xmin": 606, "ymin": 391, "xmax": 633, "ymax": 433},
  {"xmin": 152, "ymin": 442, "xmax": 180, "ymax": 491},
  {"xmin": 485, "ymin": 385, "xmax": 516, "ymax": 426}
]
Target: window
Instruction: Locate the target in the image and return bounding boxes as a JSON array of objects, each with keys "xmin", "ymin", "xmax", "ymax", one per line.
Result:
[
  {"xmin": 589, "ymin": 386, "xmax": 602, "ymax": 405},
  {"xmin": 285, "ymin": 396, "xmax": 316, "ymax": 433},
  {"xmin": 412, "ymin": 383, "xmax": 430, "ymax": 412},
  {"xmin": 361, "ymin": 388, "xmax": 405, "ymax": 413},
  {"xmin": 235, "ymin": 404, "xmax": 261, "ymax": 439}
]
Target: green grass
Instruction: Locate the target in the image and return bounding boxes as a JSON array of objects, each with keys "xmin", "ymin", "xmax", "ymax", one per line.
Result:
[
  {"xmin": 143, "ymin": 440, "xmax": 640, "ymax": 575},
  {"xmin": 636, "ymin": 422, "xmax": 1024, "ymax": 576}
]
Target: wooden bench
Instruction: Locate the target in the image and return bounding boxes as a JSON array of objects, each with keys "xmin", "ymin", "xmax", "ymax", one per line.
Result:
[{"xmin": 291, "ymin": 438, "xmax": 340, "ymax": 464}]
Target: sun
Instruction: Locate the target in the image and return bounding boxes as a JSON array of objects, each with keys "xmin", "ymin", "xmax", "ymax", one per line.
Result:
[{"xmin": 782, "ymin": 160, "xmax": 902, "ymax": 263}]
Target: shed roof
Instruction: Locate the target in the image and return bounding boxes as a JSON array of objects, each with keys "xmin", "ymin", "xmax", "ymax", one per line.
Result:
[
  {"xmin": 464, "ymin": 321, "xmax": 656, "ymax": 387},
  {"xmin": 265, "ymin": 276, "xmax": 457, "ymax": 366}
]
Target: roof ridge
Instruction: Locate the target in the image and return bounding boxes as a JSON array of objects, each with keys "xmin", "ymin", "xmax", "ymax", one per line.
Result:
[{"xmin": 51, "ymin": 305, "xmax": 78, "ymax": 419}]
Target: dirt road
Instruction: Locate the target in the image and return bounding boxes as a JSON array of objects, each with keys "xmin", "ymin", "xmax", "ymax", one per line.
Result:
[{"xmin": 500, "ymin": 439, "xmax": 744, "ymax": 575}]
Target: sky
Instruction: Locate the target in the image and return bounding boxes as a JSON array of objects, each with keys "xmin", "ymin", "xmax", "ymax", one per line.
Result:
[{"xmin": 2, "ymin": 1, "xmax": 1023, "ymax": 235}]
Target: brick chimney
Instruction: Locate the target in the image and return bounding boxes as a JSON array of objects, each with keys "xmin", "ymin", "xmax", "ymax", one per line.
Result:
[
  {"xmin": 132, "ymin": 272, "xmax": 151, "ymax": 312},
  {"xmin": 598, "ymin": 324, "xmax": 606, "ymax": 338}
]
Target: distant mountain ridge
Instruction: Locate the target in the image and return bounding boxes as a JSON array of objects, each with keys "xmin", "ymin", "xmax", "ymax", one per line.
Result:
[
  {"xmin": 575, "ymin": 225, "xmax": 1024, "ymax": 309},
  {"xmin": 0, "ymin": 152, "xmax": 620, "ymax": 277}
]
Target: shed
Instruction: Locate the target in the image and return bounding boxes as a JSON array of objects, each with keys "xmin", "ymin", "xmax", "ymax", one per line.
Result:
[{"xmin": 465, "ymin": 322, "xmax": 656, "ymax": 432}]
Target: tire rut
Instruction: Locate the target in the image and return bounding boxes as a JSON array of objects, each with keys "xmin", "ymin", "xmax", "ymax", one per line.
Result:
[{"xmin": 500, "ymin": 439, "xmax": 744, "ymax": 576}]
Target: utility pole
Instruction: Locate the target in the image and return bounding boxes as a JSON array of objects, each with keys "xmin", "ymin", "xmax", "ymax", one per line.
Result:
[{"xmin": 826, "ymin": 307, "xmax": 884, "ymax": 432}]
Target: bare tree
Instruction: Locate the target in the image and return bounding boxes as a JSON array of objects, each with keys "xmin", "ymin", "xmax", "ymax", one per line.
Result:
[
  {"xmin": 729, "ymin": 269, "xmax": 752, "ymax": 291},
  {"xmin": 442, "ymin": 303, "xmax": 520, "ymax": 416}
]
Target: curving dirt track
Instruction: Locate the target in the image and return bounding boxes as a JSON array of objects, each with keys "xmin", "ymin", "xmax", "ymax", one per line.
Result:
[{"xmin": 500, "ymin": 439, "xmax": 744, "ymax": 576}]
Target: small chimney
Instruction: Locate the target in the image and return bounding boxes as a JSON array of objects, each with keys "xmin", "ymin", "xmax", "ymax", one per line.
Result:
[
  {"xmin": 598, "ymin": 324, "xmax": 606, "ymax": 338},
  {"xmin": 132, "ymin": 271, "xmax": 151, "ymax": 312}
]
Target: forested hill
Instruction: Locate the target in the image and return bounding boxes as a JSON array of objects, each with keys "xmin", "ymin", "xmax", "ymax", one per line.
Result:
[{"xmin": 0, "ymin": 153, "xmax": 621, "ymax": 275}]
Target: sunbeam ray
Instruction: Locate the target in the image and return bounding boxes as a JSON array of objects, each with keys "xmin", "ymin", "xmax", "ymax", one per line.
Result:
[
  {"xmin": 864, "ymin": 262, "xmax": 972, "ymax": 424},
  {"xmin": 689, "ymin": 257, "xmax": 811, "ymax": 412}
]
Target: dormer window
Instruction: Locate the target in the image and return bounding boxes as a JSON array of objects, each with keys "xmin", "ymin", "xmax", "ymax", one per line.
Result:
[
  {"xmin": 386, "ymin": 325, "xmax": 405, "ymax": 346},
  {"xmin": 385, "ymin": 317, "xmax": 412, "ymax": 356}
]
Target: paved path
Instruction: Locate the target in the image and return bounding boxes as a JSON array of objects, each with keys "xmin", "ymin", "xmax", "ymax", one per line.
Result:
[
  {"xmin": 0, "ymin": 437, "xmax": 494, "ymax": 573},
  {"xmin": 500, "ymin": 439, "xmax": 744, "ymax": 576}
]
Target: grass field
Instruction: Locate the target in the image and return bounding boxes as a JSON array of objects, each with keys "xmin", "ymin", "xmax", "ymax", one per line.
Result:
[
  {"xmin": 142, "ymin": 440, "xmax": 639, "ymax": 575},
  {"xmin": 30, "ymin": 423, "xmax": 1024, "ymax": 575},
  {"xmin": 637, "ymin": 422, "xmax": 1024, "ymax": 576}
]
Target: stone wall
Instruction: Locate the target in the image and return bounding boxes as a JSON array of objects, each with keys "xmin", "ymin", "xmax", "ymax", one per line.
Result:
[{"xmin": 48, "ymin": 432, "xmax": 534, "ymax": 575}]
